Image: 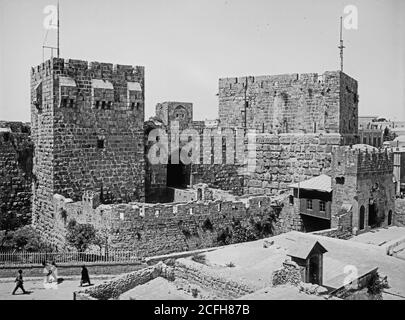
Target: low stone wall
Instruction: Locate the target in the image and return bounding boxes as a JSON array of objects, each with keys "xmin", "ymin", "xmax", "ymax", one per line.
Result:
[
  {"xmin": 75, "ymin": 259, "xmax": 256, "ymax": 300},
  {"xmin": 272, "ymin": 260, "xmax": 302, "ymax": 286},
  {"xmin": 171, "ymin": 259, "xmax": 255, "ymax": 299},
  {"xmin": 311, "ymin": 227, "xmax": 353, "ymax": 240},
  {"xmin": 52, "ymin": 193, "xmax": 286, "ymax": 256},
  {"xmin": 75, "ymin": 264, "xmax": 161, "ymax": 300},
  {"xmin": 330, "ymin": 268, "xmax": 379, "ymax": 299}
]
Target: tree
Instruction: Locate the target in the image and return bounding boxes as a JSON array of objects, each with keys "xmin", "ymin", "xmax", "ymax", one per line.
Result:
[
  {"xmin": 65, "ymin": 220, "xmax": 98, "ymax": 252},
  {"xmin": 383, "ymin": 126, "xmax": 397, "ymax": 142},
  {"xmin": 0, "ymin": 225, "xmax": 52, "ymax": 251}
]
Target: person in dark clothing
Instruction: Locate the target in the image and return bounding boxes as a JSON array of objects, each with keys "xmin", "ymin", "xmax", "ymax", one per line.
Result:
[
  {"xmin": 12, "ymin": 270, "xmax": 28, "ymax": 295},
  {"xmin": 80, "ymin": 265, "xmax": 92, "ymax": 287}
]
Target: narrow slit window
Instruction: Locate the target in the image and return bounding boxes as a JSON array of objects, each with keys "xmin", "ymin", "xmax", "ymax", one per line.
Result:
[{"xmin": 97, "ymin": 138, "xmax": 105, "ymax": 149}]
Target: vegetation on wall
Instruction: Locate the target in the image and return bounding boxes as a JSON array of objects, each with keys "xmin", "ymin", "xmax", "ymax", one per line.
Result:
[
  {"xmin": 0, "ymin": 225, "xmax": 52, "ymax": 251},
  {"xmin": 367, "ymin": 272, "xmax": 389, "ymax": 298},
  {"xmin": 65, "ymin": 219, "xmax": 101, "ymax": 252},
  {"xmin": 215, "ymin": 209, "xmax": 279, "ymax": 246}
]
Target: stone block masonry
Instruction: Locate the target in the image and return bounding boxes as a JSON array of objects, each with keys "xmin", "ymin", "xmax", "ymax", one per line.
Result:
[
  {"xmin": 331, "ymin": 147, "xmax": 396, "ymax": 232},
  {"xmin": 0, "ymin": 122, "xmax": 33, "ymax": 228},
  {"xmin": 52, "ymin": 191, "xmax": 291, "ymax": 255},
  {"xmin": 395, "ymin": 199, "xmax": 405, "ymax": 226},
  {"xmin": 31, "ymin": 58, "xmax": 145, "ymax": 248},
  {"xmin": 76, "ymin": 260, "xmax": 255, "ymax": 300},
  {"xmin": 244, "ymin": 133, "xmax": 343, "ymax": 196},
  {"xmin": 218, "ymin": 71, "xmax": 358, "ymax": 141}
]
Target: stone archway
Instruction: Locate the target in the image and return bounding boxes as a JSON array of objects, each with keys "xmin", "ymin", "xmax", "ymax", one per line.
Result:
[
  {"xmin": 368, "ymin": 202, "xmax": 378, "ymax": 228},
  {"xmin": 167, "ymin": 150, "xmax": 190, "ymax": 189}
]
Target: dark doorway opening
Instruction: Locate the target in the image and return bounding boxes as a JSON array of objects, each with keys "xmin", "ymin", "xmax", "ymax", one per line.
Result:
[
  {"xmin": 359, "ymin": 206, "xmax": 365, "ymax": 230},
  {"xmin": 308, "ymin": 255, "xmax": 321, "ymax": 285},
  {"xmin": 301, "ymin": 215, "xmax": 330, "ymax": 232},
  {"xmin": 167, "ymin": 152, "xmax": 190, "ymax": 189},
  {"xmin": 368, "ymin": 202, "xmax": 378, "ymax": 228},
  {"xmin": 388, "ymin": 210, "xmax": 392, "ymax": 226}
]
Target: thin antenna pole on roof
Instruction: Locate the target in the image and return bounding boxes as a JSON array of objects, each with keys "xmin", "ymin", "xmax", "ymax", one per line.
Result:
[
  {"xmin": 338, "ymin": 16, "xmax": 345, "ymax": 72},
  {"xmin": 57, "ymin": 0, "xmax": 60, "ymax": 58},
  {"xmin": 42, "ymin": 1, "xmax": 60, "ymax": 60}
]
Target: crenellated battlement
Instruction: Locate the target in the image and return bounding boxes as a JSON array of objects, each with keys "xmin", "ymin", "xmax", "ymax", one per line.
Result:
[
  {"xmin": 31, "ymin": 58, "xmax": 145, "ymax": 115},
  {"xmin": 31, "ymin": 58, "xmax": 144, "ymax": 78},
  {"xmin": 55, "ymin": 191, "xmax": 274, "ymax": 222},
  {"xmin": 332, "ymin": 146, "xmax": 394, "ymax": 175},
  {"xmin": 51, "ymin": 191, "xmax": 281, "ymax": 253},
  {"xmin": 218, "ymin": 71, "xmax": 345, "ymax": 91}
]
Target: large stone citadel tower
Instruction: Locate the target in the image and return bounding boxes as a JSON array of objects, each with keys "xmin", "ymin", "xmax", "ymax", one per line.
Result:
[
  {"xmin": 31, "ymin": 58, "xmax": 145, "ymax": 243},
  {"xmin": 218, "ymin": 71, "xmax": 359, "ymax": 145}
]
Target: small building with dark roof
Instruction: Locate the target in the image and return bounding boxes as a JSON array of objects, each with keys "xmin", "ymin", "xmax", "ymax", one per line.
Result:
[{"xmin": 287, "ymin": 238, "xmax": 328, "ymax": 285}]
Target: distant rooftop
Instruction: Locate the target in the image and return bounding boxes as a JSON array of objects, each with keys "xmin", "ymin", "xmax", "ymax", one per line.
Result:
[{"xmin": 289, "ymin": 174, "xmax": 332, "ymax": 193}]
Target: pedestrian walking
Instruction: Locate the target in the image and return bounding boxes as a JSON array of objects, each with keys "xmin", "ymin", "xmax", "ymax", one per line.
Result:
[
  {"xmin": 79, "ymin": 265, "xmax": 92, "ymax": 287},
  {"xmin": 50, "ymin": 261, "xmax": 58, "ymax": 283},
  {"xmin": 12, "ymin": 270, "xmax": 28, "ymax": 295}
]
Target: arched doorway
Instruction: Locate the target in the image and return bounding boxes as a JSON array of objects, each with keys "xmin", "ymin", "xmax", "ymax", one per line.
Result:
[
  {"xmin": 167, "ymin": 151, "xmax": 190, "ymax": 188},
  {"xmin": 359, "ymin": 206, "xmax": 365, "ymax": 230},
  {"xmin": 368, "ymin": 202, "xmax": 378, "ymax": 228},
  {"xmin": 388, "ymin": 210, "xmax": 393, "ymax": 226}
]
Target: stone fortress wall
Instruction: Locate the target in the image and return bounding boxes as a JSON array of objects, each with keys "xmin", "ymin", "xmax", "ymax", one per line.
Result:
[
  {"xmin": 0, "ymin": 60, "xmax": 393, "ymax": 251},
  {"xmin": 51, "ymin": 184, "xmax": 288, "ymax": 255},
  {"xmin": 244, "ymin": 133, "xmax": 343, "ymax": 196},
  {"xmin": 0, "ymin": 122, "xmax": 33, "ymax": 227}
]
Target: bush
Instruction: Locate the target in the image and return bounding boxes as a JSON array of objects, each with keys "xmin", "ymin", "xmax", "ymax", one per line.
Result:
[
  {"xmin": 0, "ymin": 226, "xmax": 52, "ymax": 251},
  {"xmin": 214, "ymin": 210, "xmax": 278, "ymax": 246},
  {"xmin": 65, "ymin": 220, "xmax": 98, "ymax": 252},
  {"xmin": 225, "ymin": 261, "xmax": 235, "ymax": 268},
  {"xmin": 367, "ymin": 272, "xmax": 389, "ymax": 296},
  {"xmin": 202, "ymin": 218, "xmax": 214, "ymax": 232},
  {"xmin": 191, "ymin": 288, "xmax": 199, "ymax": 298},
  {"xmin": 216, "ymin": 227, "xmax": 232, "ymax": 246}
]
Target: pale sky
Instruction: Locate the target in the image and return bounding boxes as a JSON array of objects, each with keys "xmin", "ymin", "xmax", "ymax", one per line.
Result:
[{"xmin": 0, "ymin": 0, "xmax": 404, "ymax": 122}]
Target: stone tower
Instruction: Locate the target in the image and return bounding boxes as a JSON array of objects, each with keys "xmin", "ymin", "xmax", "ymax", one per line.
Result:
[
  {"xmin": 330, "ymin": 146, "xmax": 395, "ymax": 233},
  {"xmin": 31, "ymin": 58, "xmax": 145, "ymax": 246},
  {"xmin": 155, "ymin": 101, "xmax": 193, "ymax": 131},
  {"xmin": 218, "ymin": 71, "xmax": 359, "ymax": 145}
]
